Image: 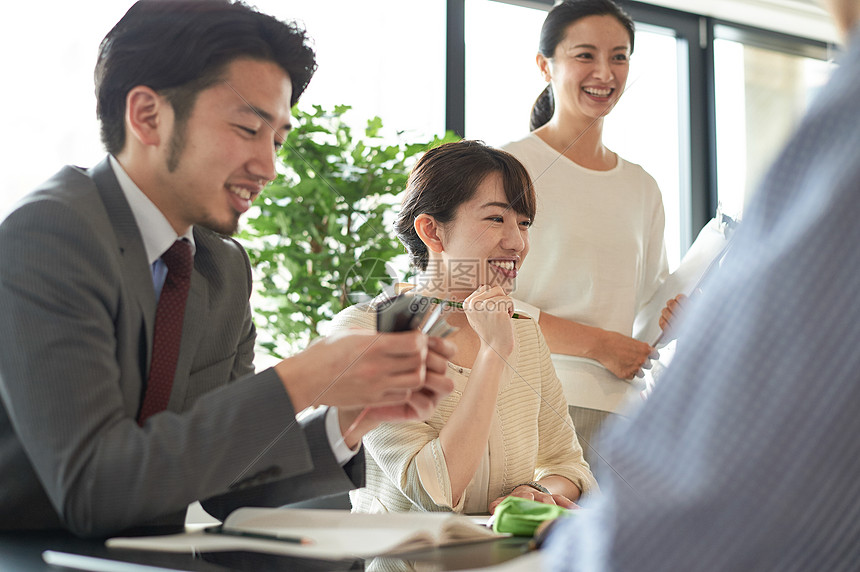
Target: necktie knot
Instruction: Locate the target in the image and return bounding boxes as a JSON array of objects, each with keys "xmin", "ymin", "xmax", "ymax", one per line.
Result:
[{"xmin": 162, "ymin": 240, "xmax": 193, "ymax": 281}]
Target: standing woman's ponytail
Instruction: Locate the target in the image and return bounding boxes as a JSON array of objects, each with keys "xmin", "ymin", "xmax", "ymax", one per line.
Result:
[{"xmin": 530, "ymin": 84, "xmax": 555, "ymax": 131}]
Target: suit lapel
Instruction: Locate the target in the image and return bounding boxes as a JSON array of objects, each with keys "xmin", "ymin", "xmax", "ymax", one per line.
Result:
[
  {"xmin": 89, "ymin": 157, "xmax": 214, "ymax": 414},
  {"xmin": 89, "ymin": 158, "xmax": 158, "ymax": 374}
]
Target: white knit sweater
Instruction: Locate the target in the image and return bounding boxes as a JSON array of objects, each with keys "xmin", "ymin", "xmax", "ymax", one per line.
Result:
[
  {"xmin": 328, "ymin": 302, "xmax": 598, "ymax": 514},
  {"xmin": 502, "ymin": 133, "xmax": 669, "ymax": 413}
]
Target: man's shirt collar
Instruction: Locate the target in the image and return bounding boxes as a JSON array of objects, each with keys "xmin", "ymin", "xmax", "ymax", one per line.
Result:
[{"xmin": 108, "ymin": 155, "xmax": 196, "ymax": 264}]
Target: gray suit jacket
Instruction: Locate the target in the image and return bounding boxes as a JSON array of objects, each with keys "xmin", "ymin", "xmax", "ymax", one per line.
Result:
[{"xmin": 0, "ymin": 158, "xmax": 363, "ymax": 537}]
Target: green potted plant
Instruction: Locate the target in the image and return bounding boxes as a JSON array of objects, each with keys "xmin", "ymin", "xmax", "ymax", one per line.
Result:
[{"xmin": 238, "ymin": 104, "xmax": 458, "ymax": 358}]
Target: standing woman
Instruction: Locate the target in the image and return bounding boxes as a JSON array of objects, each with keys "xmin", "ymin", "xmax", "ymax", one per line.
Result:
[{"xmin": 502, "ymin": 0, "xmax": 669, "ymax": 462}]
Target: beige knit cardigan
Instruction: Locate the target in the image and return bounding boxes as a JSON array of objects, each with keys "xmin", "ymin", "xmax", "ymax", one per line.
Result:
[{"xmin": 328, "ymin": 302, "xmax": 598, "ymax": 514}]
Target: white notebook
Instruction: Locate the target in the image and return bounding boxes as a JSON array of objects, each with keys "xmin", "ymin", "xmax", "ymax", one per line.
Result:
[{"xmin": 107, "ymin": 507, "xmax": 504, "ymax": 560}]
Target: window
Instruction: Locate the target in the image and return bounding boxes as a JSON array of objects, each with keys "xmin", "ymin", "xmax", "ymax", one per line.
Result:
[
  {"xmin": 464, "ymin": 0, "xmax": 546, "ymax": 146},
  {"xmin": 603, "ymin": 22, "xmax": 685, "ymax": 270},
  {"xmin": 465, "ymin": 1, "xmax": 688, "ymax": 269},
  {"xmin": 1, "ymin": 2, "xmax": 136, "ymax": 215},
  {"xmin": 253, "ymin": 0, "xmax": 446, "ymax": 143},
  {"xmin": 713, "ymin": 25, "xmax": 835, "ymax": 217},
  {"xmin": 459, "ymin": 0, "xmax": 838, "ymax": 267}
]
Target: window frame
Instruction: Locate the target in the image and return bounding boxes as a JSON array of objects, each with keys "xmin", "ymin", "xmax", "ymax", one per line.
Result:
[{"xmin": 446, "ymin": 0, "xmax": 836, "ymax": 252}]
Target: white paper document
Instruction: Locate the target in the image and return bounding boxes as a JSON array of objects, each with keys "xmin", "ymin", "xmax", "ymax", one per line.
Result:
[{"xmin": 634, "ymin": 215, "xmax": 736, "ymax": 346}]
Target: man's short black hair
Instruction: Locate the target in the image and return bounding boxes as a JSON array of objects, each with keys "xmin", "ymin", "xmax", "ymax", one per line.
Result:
[{"xmin": 95, "ymin": 0, "xmax": 317, "ymax": 155}]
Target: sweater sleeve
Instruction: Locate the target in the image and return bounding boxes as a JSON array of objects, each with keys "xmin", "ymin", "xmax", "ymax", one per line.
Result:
[
  {"xmin": 637, "ymin": 175, "xmax": 670, "ymax": 313},
  {"xmin": 363, "ymin": 418, "xmax": 463, "ymax": 512}
]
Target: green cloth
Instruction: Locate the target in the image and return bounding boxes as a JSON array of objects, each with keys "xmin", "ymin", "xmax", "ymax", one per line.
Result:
[{"xmin": 491, "ymin": 496, "xmax": 571, "ymax": 537}]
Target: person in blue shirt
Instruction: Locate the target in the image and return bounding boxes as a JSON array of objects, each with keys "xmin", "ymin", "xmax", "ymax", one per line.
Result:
[{"xmin": 543, "ymin": 0, "xmax": 860, "ymax": 569}]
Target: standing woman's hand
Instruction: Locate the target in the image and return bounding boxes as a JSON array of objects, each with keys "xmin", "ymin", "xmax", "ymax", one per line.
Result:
[
  {"xmin": 590, "ymin": 330, "xmax": 658, "ymax": 381},
  {"xmin": 658, "ymin": 293, "xmax": 689, "ymax": 333},
  {"xmin": 463, "ymin": 285, "xmax": 516, "ymax": 357}
]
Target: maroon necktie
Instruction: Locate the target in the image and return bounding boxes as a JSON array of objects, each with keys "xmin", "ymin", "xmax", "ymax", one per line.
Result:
[{"xmin": 137, "ymin": 240, "xmax": 193, "ymax": 424}]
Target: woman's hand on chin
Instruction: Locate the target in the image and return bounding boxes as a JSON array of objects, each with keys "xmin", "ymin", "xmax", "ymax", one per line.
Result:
[{"xmin": 463, "ymin": 285, "xmax": 516, "ymax": 357}]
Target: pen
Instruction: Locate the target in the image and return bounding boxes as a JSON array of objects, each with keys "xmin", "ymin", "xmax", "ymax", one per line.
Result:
[
  {"xmin": 393, "ymin": 284, "xmax": 531, "ymax": 319},
  {"xmin": 428, "ymin": 297, "xmax": 531, "ymax": 320},
  {"xmin": 203, "ymin": 525, "xmax": 314, "ymax": 545}
]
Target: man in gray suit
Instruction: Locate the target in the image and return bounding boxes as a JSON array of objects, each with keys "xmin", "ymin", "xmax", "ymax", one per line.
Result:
[{"xmin": 0, "ymin": 0, "xmax": 454, "ymax": 537}]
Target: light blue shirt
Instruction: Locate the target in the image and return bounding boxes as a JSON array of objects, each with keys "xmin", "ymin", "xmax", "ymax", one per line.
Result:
[{"xmin": 546, "ymin": 27, "xmax": 860, "ymax": 570}]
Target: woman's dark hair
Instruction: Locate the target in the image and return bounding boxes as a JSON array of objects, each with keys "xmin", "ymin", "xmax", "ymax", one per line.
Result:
[
  {"xmin": 395, "ymin": 140, "xmax": 537, "ymax": 271},
  {"xmin": 530, "ymin": 0, "xmax": 635, "ymax": 131},
  {"xmin": 95, "ymin": 0, "xmax": 317, "ymax": 155}
]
